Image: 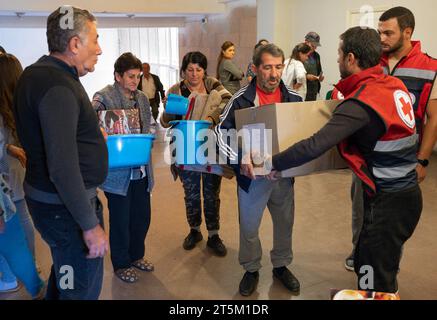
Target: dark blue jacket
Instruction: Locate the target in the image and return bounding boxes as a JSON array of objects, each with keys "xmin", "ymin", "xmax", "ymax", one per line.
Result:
[{"xmin": 215, "ymin": 78, "xmax": 302, "ymax": 192}]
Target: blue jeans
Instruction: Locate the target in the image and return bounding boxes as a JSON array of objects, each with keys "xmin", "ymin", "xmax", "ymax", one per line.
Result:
[
  {"xmin": 0, "ymin": 199, "xmax": 36, "ymax": 284},
  {"xmin": 0, "ymin": 214, "xmax": 43, "ymax": 297},
  {"xmin": 25, "ymin": 196, "xmax": 104, "ymax": 300}
]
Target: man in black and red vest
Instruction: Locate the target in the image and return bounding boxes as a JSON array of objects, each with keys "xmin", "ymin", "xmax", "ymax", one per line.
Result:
[
  {"xmin": 264, "ymin": 26, "xmax": 422, "ymax": 294},
  {"xmin": 344, "ymin": 6, "xmax": 437, "ymax": 272}
]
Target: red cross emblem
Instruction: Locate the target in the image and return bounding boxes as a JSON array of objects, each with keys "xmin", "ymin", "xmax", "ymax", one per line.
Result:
[
  {"xmin": 394, "ymin": 90, "xmax": 415, "ymax": 129},
  {"xmin": 400, "ymin": 97, "xmax": 413, "ymax": 121}
]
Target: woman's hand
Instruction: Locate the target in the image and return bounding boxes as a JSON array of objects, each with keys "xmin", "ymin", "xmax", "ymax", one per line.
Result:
[
  {"xmin": 6, "ymin": 144, "xmax": 27, "ymax": 168},
  {"xmin": 293, "ymin": 83, "xmax": 303, "ymax": 90},
  {"xmin": 307, "ymin": 74, "xmax": 319, "ymax": 81}
]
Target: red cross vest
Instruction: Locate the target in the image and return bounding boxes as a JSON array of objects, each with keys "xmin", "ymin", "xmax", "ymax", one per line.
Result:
[
  {"xmin": 381, "ymin": 41, "xmax": 437, "ymax": 143},
  {"xmin": 335, "ymin": 66, "xmax": 418, "ymax": 194}
]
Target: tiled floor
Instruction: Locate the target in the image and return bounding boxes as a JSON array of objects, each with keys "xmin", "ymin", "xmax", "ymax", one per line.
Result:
[{"xmin": 2, "ymin": 127, "xmax": 437, "ymax": 300}]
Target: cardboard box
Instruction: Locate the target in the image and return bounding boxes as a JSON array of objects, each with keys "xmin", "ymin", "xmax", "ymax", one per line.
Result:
[{"xmin": 235, "ymin": 100, "xmax": 348, "ymax": 178}]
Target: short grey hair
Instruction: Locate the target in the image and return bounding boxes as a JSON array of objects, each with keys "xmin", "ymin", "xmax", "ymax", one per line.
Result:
[
  {"xmin": 46, "ymin": 6, "xmax": 96, "ymax": 53},
  {"xmin": 252, "ymin": 43, "xmax": 285, "ymax": 67}
]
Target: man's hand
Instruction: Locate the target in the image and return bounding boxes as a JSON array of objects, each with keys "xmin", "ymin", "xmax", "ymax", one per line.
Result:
[
  {"xmin": 7, "ymin": 144, "xmax": 27, "ymax": 168},
  {"xmin": 241, "ymin": 153, "xmax": 256, "ymax": 180},
  {"xmin": 319, "ymin": 74, "xmax": 325, "ymax": 82},
  {"xmin": 241, "ymin": 163, "xmax": 256, "ymax": 180},
  {"xmin": 83, "ymin": 225, "xmax": 109, "ymax": 259},
  {"xmin": 266, "ymin": 170, "xmax": 280, "ymax": 181},
  {"xmin": 416, "ymin": 164, "xmax": 426, "ymax": 184},
  {"xmin": 307, "ymin": 74, "xmax": 319, "ymax": 81}
]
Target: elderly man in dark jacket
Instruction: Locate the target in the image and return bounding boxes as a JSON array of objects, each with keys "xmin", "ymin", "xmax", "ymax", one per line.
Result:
[{"xmin": 138, "ymin": 63, "xmax": 165, "ymax": 121}]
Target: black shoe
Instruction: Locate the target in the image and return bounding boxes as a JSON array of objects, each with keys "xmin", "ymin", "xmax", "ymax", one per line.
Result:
[
  {"xmin": 273, "ymin": 267, "xmax": 300, "ymax": 292},
  {"xmin": 239, "ymin": 271, "xmax": 259, "ymax": 297},
  {"xmin": 183, "ymin": 229, "xmax": 203, "ymax": 250},
  {"xmin": 207, "ymin": 235, "xmax": 227, "ymax": 256}
]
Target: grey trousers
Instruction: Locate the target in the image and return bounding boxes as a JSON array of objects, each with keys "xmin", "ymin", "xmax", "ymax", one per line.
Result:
[
  {"xmin": 351, "ymin": 173, "xmax": 364, "ymax": 251},
  {"xmin": 238, "ymin": 177, "xmax": 295, "ymax": 272}
]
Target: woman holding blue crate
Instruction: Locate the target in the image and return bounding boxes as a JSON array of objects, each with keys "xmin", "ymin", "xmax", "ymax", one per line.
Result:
[
  {"xmin": 92, "ymin": 52, "xmax": 155, "ymax": 283},
  {"xmin": 160, "ymin": 51, "xmax": 232, "ymax": 256}
]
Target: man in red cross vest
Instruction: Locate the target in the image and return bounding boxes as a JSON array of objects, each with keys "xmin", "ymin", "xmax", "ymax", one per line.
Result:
[
  {"xmin": 345, "ymin": 6, "xmax": 437, "ymax": 272},
  {"xmin": 263, "ymin": 26, "xmax": 422, "ymax": 294}
]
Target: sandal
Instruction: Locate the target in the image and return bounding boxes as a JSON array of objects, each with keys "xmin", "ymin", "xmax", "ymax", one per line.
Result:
[
  {"xmin": 132, "ymin": 259, "xmax": 154, "ymax": 272},
  {"xmin": 115, "ymin": 267, "xmax": 138, "ymax": 283}
]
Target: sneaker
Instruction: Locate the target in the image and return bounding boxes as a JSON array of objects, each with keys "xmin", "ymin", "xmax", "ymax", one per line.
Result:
[
  {"xmin": 207, "ymin": 235, "xmax": 227, "ymax": 256},
  {"xmin": 344, "ymin": 253, "xmax": 354, "ymax": 272},
  {"xmin": 239, "ymin": 271, "xmax": 259, "ymax": 297},
  {"xmin": 273, "ymin": 267, "xmax": 300, "ymax": 292},
  {"xmin": 183, "ymin": 229, "xmax": 203, "ymax": 250},
  {"xmin": 0, "ymin": 279, "xmax": 21, "ymax": 293}
]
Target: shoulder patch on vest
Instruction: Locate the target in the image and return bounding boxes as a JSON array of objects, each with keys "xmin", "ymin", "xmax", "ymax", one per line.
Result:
[{"xmin": 394, "ymin": 90, "xmax": 415, "ymax": 129}]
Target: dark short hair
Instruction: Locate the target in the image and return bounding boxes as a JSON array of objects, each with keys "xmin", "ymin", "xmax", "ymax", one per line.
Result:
[
  {"xmin": 340, "ymin": 26, "xmax": 382, "ymax": 70},
  {"xmin": 380, "ymin": 6, "xmax": 415, "ymax": 33},
  {"xmin": 114, "ymin": 52, "xmax": 142, "ymax": 80},
  {"xmin": 254, "ymin": 39, "xmax": 269, "ymax": 50},
  {"xmin": 180, "ymin": 51, "xmax": 208, "ymax": 77},
  {"xmin": 46, "ymin": 6, "xmax": 96, "ymax": 53},
  {"xmin": 0, "ymin": 46, "xmax": 5, "ymax": 54},
  {"xmin": 252, "ymin": 43, "xmax": 284, "ymax": 67},
  {"xmin": 291, "ymin": 43, "xmax": 312, "ymax": 60}
]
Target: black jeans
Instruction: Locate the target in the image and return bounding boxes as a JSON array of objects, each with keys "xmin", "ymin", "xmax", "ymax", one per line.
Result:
[
  {"xmin": 105, "ymin": 178, "xmax": 151, "ymax": 271},
  {"xmin": 25, "ymin": 196, "xmax": 104, "ymax": 300},
  {"xmin": 149, "ymin": 98, "xmax": 159, "ymax": 122},
  {"xmin": 355, "ymin": 185, "xmax": 422, "ymax": 293},
  {"xmin": 178, "ymin": 170, "xmax": 222, "ymax": 231}
]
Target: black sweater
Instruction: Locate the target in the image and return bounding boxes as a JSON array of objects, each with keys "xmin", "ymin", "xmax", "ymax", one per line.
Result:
[{"xmin": 13, "ymin": 55, "xmax": 108, "ymax": 231}]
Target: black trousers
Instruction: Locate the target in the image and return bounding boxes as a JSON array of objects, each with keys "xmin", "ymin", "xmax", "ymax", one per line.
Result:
[
  {"xmin": 149, "ymin": 98, "xmax": 159, "ymax": 122},
  {"xmin": 178, "ymin": 169, "xmax": 222, "ymax": 231},
  {"xmin": 105, "ymin": 178, "xmax": 151, "ymax": 271},
  {"xmin": 355, "ymin": 185, "xmax": 422, "ymax": 293}
]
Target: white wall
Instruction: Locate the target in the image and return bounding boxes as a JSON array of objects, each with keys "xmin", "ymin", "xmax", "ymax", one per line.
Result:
[
  {"xmin": 1, "ymin": 28, "xmax": 123, "ymax": 98},
  {"xmin": 268, "ymin": 0, "xmax": 437, "ymax": 99},
  {"xmin": 257, "ymin": 0, "xmax": 295, "ymax": 57},
  {"xmin": 0, "ymin": 0, "xmax": 225, "ymax": 14}
]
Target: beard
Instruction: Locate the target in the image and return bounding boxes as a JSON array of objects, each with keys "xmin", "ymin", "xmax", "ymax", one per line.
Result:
[
  {"xmin": 382, "ymin": 36, "xmax": 404, "ymax": 55},
  {"xmin": 260, "ymin": 76, "xmax": 280, "ymax": 92},
  {"xmin": 339, "ymin": 61, "xmax": 352, "ymax": 79}
]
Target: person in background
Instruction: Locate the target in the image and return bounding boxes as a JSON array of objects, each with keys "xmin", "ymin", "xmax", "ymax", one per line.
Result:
[
  {"xmin": 13, "ymin": 7, "xmax": 109, "ymax": 300},
  {"xmin": 137, "ymin": 62, "xmax": 165, "ymax": 122},
  {"xmin": 161, "ymin": 51, "xmax": 231, "ymax": 256},
  {"xmin": 0, "ymin": 53, "xmax": 44, "ymax": 298},
  {"xmin": 303, "ymin": 32, "xmax": 325, "ymax": 101},
  {"xmin": 246, "ymin": 39, "xmax": 269, "ymax": 83},
  {"xmin": 92, "ymin": 52, "xmax": 155, "ymax": 283},
  {"xmin": 282, "ymin": 43, "xmax": 312, "ymax": 100},
  {"xmin": 217, "ymin": 41, "xmax": 244, "ymax": 95}
]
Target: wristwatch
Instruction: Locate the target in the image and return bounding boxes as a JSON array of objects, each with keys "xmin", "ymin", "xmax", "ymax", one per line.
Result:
[{"xmin": 417, "ymin": 159, "xmax": 429, "ymax": 167}]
